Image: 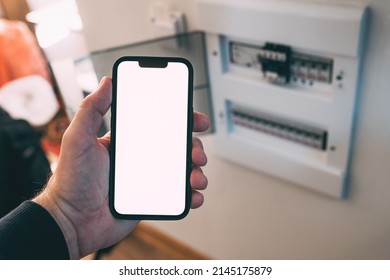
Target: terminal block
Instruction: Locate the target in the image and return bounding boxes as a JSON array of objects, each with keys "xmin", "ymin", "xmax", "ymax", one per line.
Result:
[
  {"xmin": 290, "ymin": 53, "xmax": 333, "ymax": 85},
  {"xmin": 231, "ymin": 107, "xmax": 328, "ymax": 151},
  {"xmin": 230, "ymin": 41, "xmax": 333, "ymax": 86}
]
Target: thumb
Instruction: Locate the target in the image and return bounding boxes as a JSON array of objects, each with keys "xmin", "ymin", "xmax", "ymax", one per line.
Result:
[{"xmin": 69, "ymin": 76, "xmax": 112, "ymax": 136}]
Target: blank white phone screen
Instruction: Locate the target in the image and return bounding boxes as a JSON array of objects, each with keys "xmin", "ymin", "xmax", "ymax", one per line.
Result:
[{"xmin": 114, "ymin": 61, "xmax": 189, "ymax": 216}]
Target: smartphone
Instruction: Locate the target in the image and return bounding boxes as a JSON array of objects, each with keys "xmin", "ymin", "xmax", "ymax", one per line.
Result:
[{"xmin": 109, "ymin": 56, "xmax": 193, "ymax": 220}]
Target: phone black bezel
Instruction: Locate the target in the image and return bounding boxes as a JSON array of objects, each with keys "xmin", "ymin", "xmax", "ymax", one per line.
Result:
[{"xmin": 109, "ymin": 56, "xmax": 194, "ymax": 220}]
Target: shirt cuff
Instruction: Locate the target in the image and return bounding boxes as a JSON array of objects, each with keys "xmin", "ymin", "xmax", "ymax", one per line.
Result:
[{"xmin": 0, "ymin": 200, "xmax": 70, "ymax": 259}]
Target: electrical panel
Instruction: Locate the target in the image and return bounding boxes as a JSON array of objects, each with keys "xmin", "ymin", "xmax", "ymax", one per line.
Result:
[{"xmin": 197, "ymin": 0, "xmax": 367, "ymax": 198}]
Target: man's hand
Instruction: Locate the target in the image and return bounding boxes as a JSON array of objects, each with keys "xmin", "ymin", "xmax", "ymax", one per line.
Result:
[{"xmin": 33, "ymin": 77, "xmax": 209, "ymax": 259}]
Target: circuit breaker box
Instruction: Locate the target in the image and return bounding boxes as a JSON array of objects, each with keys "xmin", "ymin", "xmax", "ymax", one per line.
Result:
[{"xmin": 197, "ymin": 0, "xmax": 367, "ymax": 198}]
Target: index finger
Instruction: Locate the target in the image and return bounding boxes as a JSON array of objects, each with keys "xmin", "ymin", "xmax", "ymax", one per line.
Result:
[{"xmin": 193, "ymin": 111, "xmax": 210, "ymax": 133}]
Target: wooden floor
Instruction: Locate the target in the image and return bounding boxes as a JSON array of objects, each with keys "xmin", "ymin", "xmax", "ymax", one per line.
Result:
[{"xmin": 89, "ymin": 222, "xmax": 209, "ymax": 260}]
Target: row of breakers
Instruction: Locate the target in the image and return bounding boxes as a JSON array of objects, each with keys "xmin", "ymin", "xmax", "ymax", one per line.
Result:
[{"xmin": 231, "ymin": 109, "xmax": 328, "ymax": 151}]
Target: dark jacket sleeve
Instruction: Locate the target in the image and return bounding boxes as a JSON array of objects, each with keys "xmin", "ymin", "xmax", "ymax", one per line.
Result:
[{"xmin": 0, "ymin": 200, "xmax": 69, "ymax": 259}]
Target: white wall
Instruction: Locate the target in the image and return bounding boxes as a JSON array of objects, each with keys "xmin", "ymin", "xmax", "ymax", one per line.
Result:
[
  {"xmin": 76, "ymin": 0, "xmax": 390, "ymax": 259},
  {"xmin": 76, "ymin": 0, "xmax": 199, "ymax": 52}
]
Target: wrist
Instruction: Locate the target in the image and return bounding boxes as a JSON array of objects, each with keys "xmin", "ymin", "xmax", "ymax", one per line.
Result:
[{"xmin": 32, "ymin": 180, "xmax": 80, "ymax": 259}]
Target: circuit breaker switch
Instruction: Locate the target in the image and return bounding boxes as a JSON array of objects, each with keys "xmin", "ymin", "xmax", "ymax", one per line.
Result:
[{"xmin": 258, "ymin": 42, "xmax": 292, "ymax": 84}]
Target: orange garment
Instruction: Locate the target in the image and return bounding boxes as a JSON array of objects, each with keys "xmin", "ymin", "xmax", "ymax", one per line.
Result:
[{"xmin": 0, "ymin": 19, "xmax": 51, "ymax": 87}]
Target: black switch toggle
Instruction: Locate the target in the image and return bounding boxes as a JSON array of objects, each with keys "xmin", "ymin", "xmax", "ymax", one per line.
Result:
[{"xmin": 258, "ymin": 42, "xmax": 292, "ymax": 84}]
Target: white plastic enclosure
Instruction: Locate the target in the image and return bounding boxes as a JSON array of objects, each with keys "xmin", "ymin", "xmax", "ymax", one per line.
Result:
[{"xmin": 197, "ymin": 0, "xmax": 368, "ymax": 198}]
